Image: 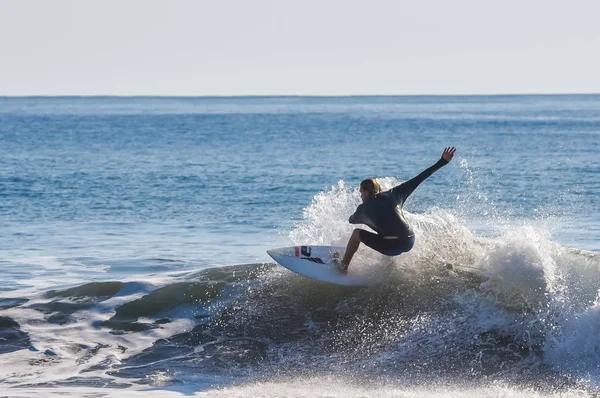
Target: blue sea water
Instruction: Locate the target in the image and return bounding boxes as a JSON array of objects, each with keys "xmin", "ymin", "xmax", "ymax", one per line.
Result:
[{"xmin": 0, "ymin": 95, "xmax": 599, "ymax": 397}]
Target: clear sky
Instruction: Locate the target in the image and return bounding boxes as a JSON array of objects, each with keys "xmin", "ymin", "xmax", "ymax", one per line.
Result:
[{"xmin": 1, "ymin": 0, "xmax": 599, "ymax": 96}]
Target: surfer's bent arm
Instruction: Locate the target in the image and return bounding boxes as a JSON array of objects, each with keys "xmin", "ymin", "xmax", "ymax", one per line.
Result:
[
  {"xmin": 391, "ymin": 148, "xmax": 455, "ymax": 205},
  {"xmin": 348, "ymin": 205, "xmax": 364, "ymax": 224}
]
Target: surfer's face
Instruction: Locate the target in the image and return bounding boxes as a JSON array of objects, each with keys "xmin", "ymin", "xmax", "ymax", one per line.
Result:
[{"xmin": 360, "ymin": 187, "xmax": 369, "ymax": 202}]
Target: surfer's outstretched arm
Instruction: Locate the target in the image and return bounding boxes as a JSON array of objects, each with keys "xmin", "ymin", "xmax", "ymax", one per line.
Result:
[{"xmin": 391, "ymin": 147, "xmax": 456, "ymax": 205}]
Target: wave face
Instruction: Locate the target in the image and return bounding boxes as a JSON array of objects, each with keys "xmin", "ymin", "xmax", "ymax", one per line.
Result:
[
  {"xmin": 1, "ymin": 185, "xmax": 599, "ymax": 395},
  {"xmin": 1, "ymin": 95, "xmax": 599, "ymax": 396}
]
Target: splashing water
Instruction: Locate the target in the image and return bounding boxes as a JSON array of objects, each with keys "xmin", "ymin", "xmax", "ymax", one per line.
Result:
[
  {"xmin": 1, "ymin": 179, "xmax": 599, "ymax": 395},
  {"xmin": 285, "ymin": 178, "xmax": 600, "ymax": 386}
]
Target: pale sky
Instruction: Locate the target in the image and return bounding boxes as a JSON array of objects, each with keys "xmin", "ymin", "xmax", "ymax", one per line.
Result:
[{"xmin": 1, "ymin": 0, "xmax": 599, "ymax": 96}]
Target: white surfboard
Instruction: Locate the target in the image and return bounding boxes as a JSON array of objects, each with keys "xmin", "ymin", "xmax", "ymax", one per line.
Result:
[{"xmin": 267, "ymin": 245, "xmax": 372, "ymax": 287}]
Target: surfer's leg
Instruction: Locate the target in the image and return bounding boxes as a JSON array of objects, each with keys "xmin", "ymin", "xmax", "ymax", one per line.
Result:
[
  {"xmin": 359, "ymin": 232, "xmax": 415, "ymax": 256},
  {"xmin": 341, "ymin": 229, "xmax": 362, "ymax": 270},
  {"xmin": 341, "ymin": 229, "xmax": 386, "ymax": 271},
  {"xmin": 382, "ymin": 236, "xmax": 415, "ymax": 256},
  {"xmin": 358, "ymin": 230, "xmax": 390, "ymax": 255}
]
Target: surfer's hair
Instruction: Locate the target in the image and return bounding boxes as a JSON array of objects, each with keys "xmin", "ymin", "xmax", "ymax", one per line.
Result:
[{"xmin": 360, "ymin": 178, "xmax": 381, "ymax": 197}]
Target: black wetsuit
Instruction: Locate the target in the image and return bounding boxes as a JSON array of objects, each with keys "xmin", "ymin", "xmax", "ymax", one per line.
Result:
[{"xmin": 348, "ymin": 157, "xmax": 449, "ymax": 256}]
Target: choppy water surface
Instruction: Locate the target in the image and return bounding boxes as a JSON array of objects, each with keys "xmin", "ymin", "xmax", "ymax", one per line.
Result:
[{"xmin": 0, "ymin": 95, "xmax": 599, "ymax": 396}]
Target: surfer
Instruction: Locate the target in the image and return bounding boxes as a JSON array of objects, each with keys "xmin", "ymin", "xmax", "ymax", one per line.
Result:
[{"xmin": 336, "ymin": 147, "xmax": 456, "ymax": 272}]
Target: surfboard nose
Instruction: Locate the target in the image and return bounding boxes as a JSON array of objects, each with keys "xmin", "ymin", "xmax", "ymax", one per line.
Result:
[{"xmin": 267, "ymin": 247, "xmax": 297, "ymax": 257}]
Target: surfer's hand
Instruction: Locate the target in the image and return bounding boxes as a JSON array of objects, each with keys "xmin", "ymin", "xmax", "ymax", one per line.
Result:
[{"xmin": 442, "ymin": 147, "xmax": 456, "ymax": 162}]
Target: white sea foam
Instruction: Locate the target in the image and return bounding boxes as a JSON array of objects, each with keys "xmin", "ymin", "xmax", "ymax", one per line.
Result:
[
  {"xmin": 286, "ymin": 179, "xmax": 600, "ymax": 383},
  {"xmin": 0, "ymin": 380, "xmax": 594, "ymax": 397},
  {"xmin": 0, "ymin": 275, "xmax": 196, "ymax": 390}
]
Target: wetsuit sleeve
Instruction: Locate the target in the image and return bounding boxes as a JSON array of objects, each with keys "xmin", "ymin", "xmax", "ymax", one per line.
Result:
[
  {"xmin": 390, "ymin": 157, "xmax": 448, "ymax": 206},
  {"xmin": 348, "ymin": 204, "xmax": 364, "ymax": 224}
]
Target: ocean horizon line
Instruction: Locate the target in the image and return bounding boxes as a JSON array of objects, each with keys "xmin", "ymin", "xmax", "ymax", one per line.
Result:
[{"xmin": 2, "ymin": 93, "xmax": 600, "ymax": 99}]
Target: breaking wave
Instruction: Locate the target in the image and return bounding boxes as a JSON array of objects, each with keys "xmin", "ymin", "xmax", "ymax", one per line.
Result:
[{"xmin": 1, "ymin": 180, "xmax": 599, "ymax": 395}]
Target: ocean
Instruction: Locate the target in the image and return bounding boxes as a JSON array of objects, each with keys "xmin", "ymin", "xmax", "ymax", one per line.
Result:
[{"xmin": 0, "ymin": 95, "xmax": 599, "ymax": 397}]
